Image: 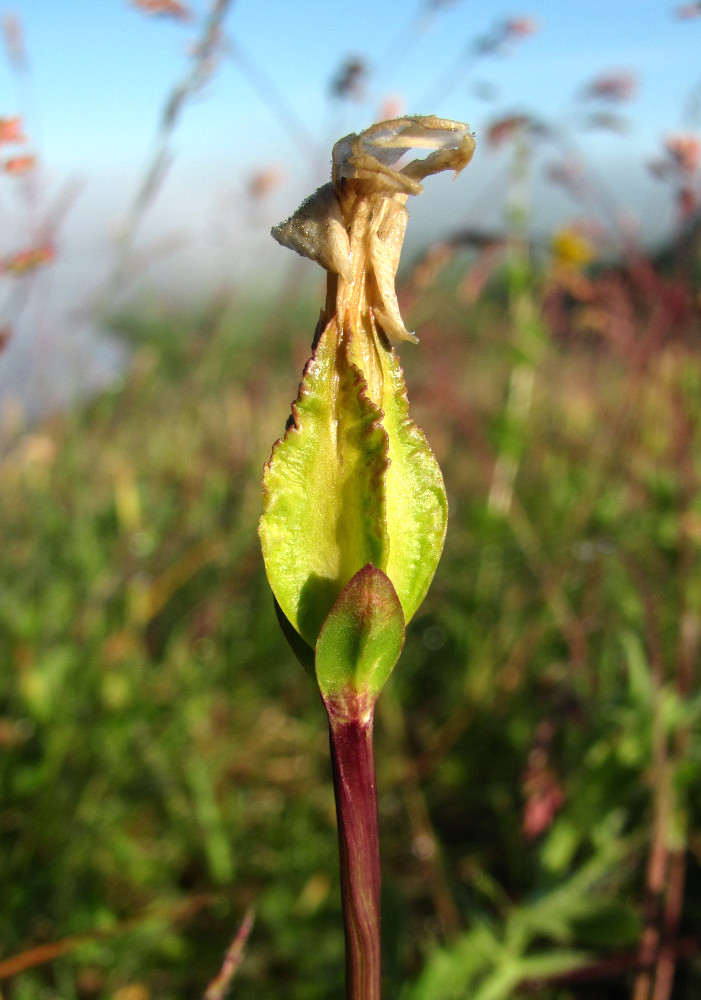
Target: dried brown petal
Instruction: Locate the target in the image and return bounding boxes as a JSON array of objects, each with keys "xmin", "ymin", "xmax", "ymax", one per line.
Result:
[
  {"xmin": 272, "ymin": 116, "xmax": 475, "ymax": 345},
  {"xmin": 272, "ymin": 183, "xmax": 351, "ymax": 282}
]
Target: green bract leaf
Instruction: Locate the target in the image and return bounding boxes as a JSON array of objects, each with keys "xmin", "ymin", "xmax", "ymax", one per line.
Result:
[
  {"xmin": 274, "ymin": 598, "xmax": 314, "ymax": 675},
  {"xmin": 315, "ymin": 564, "xmax": 405, "ymax": 706},
  {"xmin": 260, "ymin": 320, "xmax": 390, "ymax": 648},
  {"xmin": 348, "ymin": 316, "xmax": 448, "ymax": 625},
  {"xmin": 262, "ymin": 117, "xmax": 469, "ymax": 658}
]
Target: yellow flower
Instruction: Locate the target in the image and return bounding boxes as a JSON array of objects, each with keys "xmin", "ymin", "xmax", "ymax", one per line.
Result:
[{"xmin": 550, "ymin": 226, "xmax": 596, "ymax": 272}]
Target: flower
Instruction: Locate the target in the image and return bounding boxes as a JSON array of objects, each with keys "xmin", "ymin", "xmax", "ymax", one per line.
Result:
[
  {"xmin": 583, "ymin": 71, "xmax": 637, "ymax": 101},
  {"xmin": 503, "ymin": 16, "xmax": 539, "ymax": 38},
  {"xmin": 550, "ymin": 226, "xmax": 597, "ymax": 272},
  {"xmin": 2, "ymin": 14, "xmax": 26, "ymax": 69},
  {"xmin": 1, "ymin": 242, "xmax": 55, "ymax": 276},
  {"xmin": 329, "ymin": 57, "xmax": 367, "ymax": 101},
  {"xmin": 3, "ymin": 154, "xmax": 36, "ymax": 175},
  {"xmin": 584, "ymin": 111, "xmax": 630, "ymax": 134},
  {"xmin": 664, "ymin": 133, "xmax": 701, "ymax": 175},
  {"xmin": 260, "ymin": 117, "xmax": 475, "ymax": 658},
  {"xmin": 377, "ymin": 95, "xmax": 405, "ymax": 122},
  {"xmin": 130, "ymin": 0, "xmax": 192, "ymax": 21},
  {"xmin": 0, "ymin": 116, "xmax": 25, "ymax": 144},
  {"xmin": 246, "ymin": 166, "xmax": 284, "ymax": 200},
  {"xmin": 546, "ymin": 159, "xmax": 586, "ymax": 196},
  {"xmin": 485, "ymin": 113, "xmax": 539, "ymax": 148},
  {"xmin": 676, "ymin": 2, "xmax": 701, "ymax": 18},
  {"xmin": 272, "ymin": 116, "xmax": 475, "ymax": 345},
  {"xmin": 522, "ymin": 762, "xmax": 565, "ymax": 838}
]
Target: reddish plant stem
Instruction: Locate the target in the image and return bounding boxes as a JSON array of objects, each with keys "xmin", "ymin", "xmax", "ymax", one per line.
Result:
[
  {"xmin": 652, "ymin": 849, "xmax": 688, "ymax": 1000},
  {"xmin": 327, "ymin": 702, "xmax": 382, "ymax": 1000},
  {"xmin": 632, "ymin": 595, "xmax": 671, "ymax": 1000}
]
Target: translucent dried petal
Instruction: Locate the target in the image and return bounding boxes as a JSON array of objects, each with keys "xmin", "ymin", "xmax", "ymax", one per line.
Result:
[{"xmin": 272, "ymin": 183, "xmax": 351, "ymax": 282}]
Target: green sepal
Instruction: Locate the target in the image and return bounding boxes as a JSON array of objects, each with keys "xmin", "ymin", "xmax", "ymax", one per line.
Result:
[
  {"xmin": 274, "ymin": 598, "xmax": 315, "ymax": 676},
  {"xmin": 315, "ymin": 563, "xmax": 405, "ymax": 705},
  {"xmin": 346, "ymin": 317, "xmax": 448, "ymax": 625},
  {"xmin": 260, "ymin": 320, "xmax": 390, "ymax": 648}
]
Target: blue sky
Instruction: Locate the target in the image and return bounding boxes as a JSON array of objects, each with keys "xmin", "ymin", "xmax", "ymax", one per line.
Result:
[
  {"xmin": 1, "ymin": 0, "xmax": 699, "ymax": 413},
  {"xmin": 2, "ymin": 0, "xmax": 701, "ymax": 300},
  {"xmin": 9, "ymin": 0, "xmax": 698, "ymax": 171}
]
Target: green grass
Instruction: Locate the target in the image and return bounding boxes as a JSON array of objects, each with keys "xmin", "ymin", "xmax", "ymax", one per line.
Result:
[{"xmin": 1, "ymin": 266, "xmax": 700, "ymax": 999}]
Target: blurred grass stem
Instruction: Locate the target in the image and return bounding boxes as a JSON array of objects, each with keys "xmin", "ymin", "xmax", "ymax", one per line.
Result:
[{"xmin": 107, "ymin": 0, "xmax": 235, "ymax": 300}]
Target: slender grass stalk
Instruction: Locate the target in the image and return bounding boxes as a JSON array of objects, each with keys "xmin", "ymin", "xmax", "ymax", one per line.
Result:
[{"xmin": 108, "ymin": 0, "xmax": 234, "ymax": 300}]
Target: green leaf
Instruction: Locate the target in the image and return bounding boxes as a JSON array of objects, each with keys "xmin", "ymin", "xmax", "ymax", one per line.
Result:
[
  {"xmin": 619, "ymin": 629, "xmax": 653, "ymax": 711},
  {"xmin": 567, "ymin": 899, "xmax": 641, "ymax": 949},
  {"xmin": 401, "ymin": 923, "xmax": 499, "ymax": 1000},
  {"xmin": 347, "ymin": 317, "xmax": 448, "ymax": 625},
  {"xmin": 260, "ymin": 320, "xmax": 390, "ymax": 647},
  {"xmin": 315, "ymin": 564, "xmax": 405, "ymax": 704},
  {"xmin": 471, "ymin": 949, "xmax": 590, "ymax": 1000},
  {"xmin": 274, "ymin": 598, "xmax": 315, "ymax": 675}
]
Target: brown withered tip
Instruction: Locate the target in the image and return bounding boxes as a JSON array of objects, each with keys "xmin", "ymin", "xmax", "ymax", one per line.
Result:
[{"xmin": 272, "ymin": 116, "xmax": 475, "ymax": 344}]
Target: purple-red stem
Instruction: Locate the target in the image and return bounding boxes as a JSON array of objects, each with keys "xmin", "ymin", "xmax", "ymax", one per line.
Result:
[{"xmin": 327, "ymin": 703, "xmax": 382, "ymax": 1000}]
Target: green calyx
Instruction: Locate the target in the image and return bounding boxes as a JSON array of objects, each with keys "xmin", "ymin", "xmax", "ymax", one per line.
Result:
[
  {"xmin": 259, "ymin": 116, "xmax": 475, "ymax": 696},
  {"xmin": 316, "ymin": 564, "xmax": 405, "ymax": 709},
  {"xmin": 260, "ymin": 314, "xmax": 447, "ymax": 653},
  {"xmin": 261, "ymin": 320, "xmax": 390, "ymax": 649}
]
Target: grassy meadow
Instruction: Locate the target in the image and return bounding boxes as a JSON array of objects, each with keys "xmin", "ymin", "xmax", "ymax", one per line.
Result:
[
  {"xmin": 1, "ymin": 241, "xmax": 700, "ymax": 999},
  {"xmin": 2, "ymin": 4, "xmax": 701, "ymax": 997}
]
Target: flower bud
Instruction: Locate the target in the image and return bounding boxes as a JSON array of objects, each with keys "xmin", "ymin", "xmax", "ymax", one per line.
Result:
[{"xmin": 260, "ymin": 117, "xmax": 475, "ymax": 674}]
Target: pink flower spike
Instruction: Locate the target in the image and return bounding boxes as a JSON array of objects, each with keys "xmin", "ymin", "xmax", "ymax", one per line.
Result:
[
  {"xmin": 676, "ymin": 2, "xmax": 701, "ymax": 18},
  {"xmin": 2, "ymin": 242, "xmax": 55, "ymax": 276},
  {"xmin": 247, "ymin": 166, "xmax": 284, "ymax": 200},
  {"xmin": 130, "ymin": 0, "xmax": 193, "ymax": 21},
  {"xmin": 485, "ymin": 113, "xmax": 532, "ymax": 147},
  {"xmin": 2, "ymin": 13, "xmax": 26, "ymax": 68},
  {"xmin": 330, "ymin": 57, "xmax": 367, "ymax": 101},
  {"xmin": 546, "ymin": 159, "xmax": 586, "ymax": 194},
  {"xmin": 503, "ymin": 16, "xmax": 539, "ymax": 38},
  {"xmin": 584, "ymin": 71, "xmax": 637, "ymax": 101},
  {"xmin": 3, "ymin": 154, "xmax": 36, "ymax": 175},
  {"xmin": 585, "ymin": 111, "xmax": 630, "ymax": 134},
  {"xmin": 678, "ymin": 187, "xmax": 698, "ymax": 219},
  {"xmin": 377, "ymin": 95, "xmax": 405, "ymax": 122},
  {"xmin": 647, "ymin": 158, "xmax": 675, "ymax": 181},
  {"xmin": 0, "ymin": 116, "xmax": 26, "ymax": 144},
  {"xmin": 664, "ymin": 133, "xmax": 701, "ymax": 175}
]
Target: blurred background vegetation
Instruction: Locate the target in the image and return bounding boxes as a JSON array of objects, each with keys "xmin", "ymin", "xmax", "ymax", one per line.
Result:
[{"xmin": 1, "ymin": 1, "xmax": 701, "ymax": 998}]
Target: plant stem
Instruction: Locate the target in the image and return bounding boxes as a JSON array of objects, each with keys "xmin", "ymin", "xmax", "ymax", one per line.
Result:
[{"xmin": 327, "ymin": 702, "xmax": 382, "ymax": 1000}]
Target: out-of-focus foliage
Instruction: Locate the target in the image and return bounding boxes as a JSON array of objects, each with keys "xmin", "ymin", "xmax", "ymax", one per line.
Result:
[
  {"xmin": 1, "ymin": 0, "xmax": 701, "ymax": 994},
  {"xmin": 1, "ymin": 247, "xmax": 700, "ymax": 999}
]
